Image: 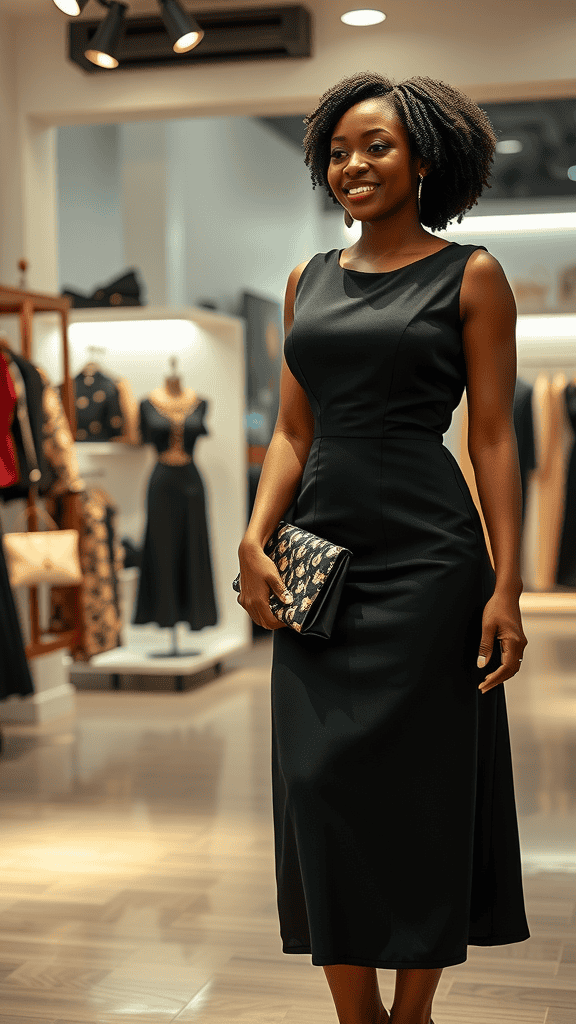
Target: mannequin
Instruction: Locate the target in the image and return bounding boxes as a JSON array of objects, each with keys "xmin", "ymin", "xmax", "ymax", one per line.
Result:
[
  {"xmin": 133, "ymin": 357, "xmax": 218, "ymax": 655},
  {"xmin": 144, "ymin": 358, "xmax": 201, "ymax": 469}
]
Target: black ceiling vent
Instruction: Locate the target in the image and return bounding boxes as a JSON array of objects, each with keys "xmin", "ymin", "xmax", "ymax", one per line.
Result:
[{"xmin": 69, "ymin": 5, "xmax": 312, "ymax": 73}]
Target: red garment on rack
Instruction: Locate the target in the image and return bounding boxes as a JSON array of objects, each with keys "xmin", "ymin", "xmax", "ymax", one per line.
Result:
[{"xmin": 0, "ymin": 353, "xmax": 17, "ymax": 487}]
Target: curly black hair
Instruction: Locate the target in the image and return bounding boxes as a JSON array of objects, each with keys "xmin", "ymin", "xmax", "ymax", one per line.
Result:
[{"xmin": 302, "ymin": 71, "xmax": 498, "ymax": 232}]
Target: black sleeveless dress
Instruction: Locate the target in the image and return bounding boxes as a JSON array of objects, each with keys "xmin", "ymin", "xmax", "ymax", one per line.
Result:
[{"xmin": 270, "ymin": 243, "xmax": 530, "ymax": 970}]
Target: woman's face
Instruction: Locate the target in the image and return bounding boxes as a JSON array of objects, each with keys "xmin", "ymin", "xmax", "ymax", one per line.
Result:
[{"xmin": 326, "ymin": 97, "xmax": 423, "ymax": 223}]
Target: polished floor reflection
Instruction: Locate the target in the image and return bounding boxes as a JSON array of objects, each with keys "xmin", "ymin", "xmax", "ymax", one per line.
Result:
[{"xmin": 0, "ymin": 625, "xmax": 575, "ymax": 1023}]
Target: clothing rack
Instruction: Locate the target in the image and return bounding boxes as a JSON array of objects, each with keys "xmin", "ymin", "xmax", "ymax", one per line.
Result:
[{"xmin": 0, "ymin": 280, "xmax": 82, "ymax": 660}]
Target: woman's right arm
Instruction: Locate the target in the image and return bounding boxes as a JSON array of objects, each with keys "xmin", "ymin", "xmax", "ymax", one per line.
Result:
[{"xmin": 237, "ymin": 260, "xmax": 315, "ymax": 629}]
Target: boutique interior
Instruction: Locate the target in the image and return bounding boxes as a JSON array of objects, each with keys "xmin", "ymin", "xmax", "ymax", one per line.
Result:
[{"xmin": 0, "ymin": 1, "xmax": 576, "ymax": 1021}]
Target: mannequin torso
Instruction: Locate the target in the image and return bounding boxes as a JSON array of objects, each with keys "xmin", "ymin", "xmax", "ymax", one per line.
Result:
[{"xmin": 146, "ymin": 386, "xmax": 203, "ymax": 466}]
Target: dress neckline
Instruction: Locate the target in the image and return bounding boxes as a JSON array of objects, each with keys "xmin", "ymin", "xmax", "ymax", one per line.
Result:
[
  {"xmin": 337, "ymin": 242, "xmax": 456, "ymax": 275},
  {"xmin": 147, "ymin": 393, "xmax": 203, "ymax": 420}
]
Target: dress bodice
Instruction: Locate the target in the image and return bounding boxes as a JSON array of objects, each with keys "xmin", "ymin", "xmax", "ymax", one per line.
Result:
[
  {"xmin": 284, "ymin": 243, "xmax": 488, "ymax": 442},
  {"xmin": 140, "ymin": 396, "xmax": 208, "ymax": 464}
]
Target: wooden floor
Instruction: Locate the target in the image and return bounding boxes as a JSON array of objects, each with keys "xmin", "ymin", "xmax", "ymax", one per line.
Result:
[{"xmin": 0, "ymin": 627, "xmax": 574, "ymax": 1024}]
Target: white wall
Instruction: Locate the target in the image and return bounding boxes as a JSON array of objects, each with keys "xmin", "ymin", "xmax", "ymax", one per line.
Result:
[
  {"xmin": 0, "ymin": 11, "xmax": 22, "ymax": 297},
  {"xmin": 57, "ymin": 124, "xmax": 124, "ymax": 295},
  {"xmin": 55, "ymin": 116, "xmax": 328, "ymax": 314},
  {"xmin": 165, "ymin": 115, "xmax": 324, "ymax": 312}
]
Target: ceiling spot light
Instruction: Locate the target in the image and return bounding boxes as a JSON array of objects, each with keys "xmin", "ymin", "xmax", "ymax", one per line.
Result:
[
  {"xmin": 341, "ymin": 8, "xmax": 386, "ymax": 26},
  {"xmin": 52, "ymin": 0, "xmax": 90, "ymax": 12},
  {"xmin": 85, "ymin": 1, "xmax": 128, "ymax": 69},
  {"xmin": 160, "ymin": 0, "xmax": 204, "ymax": 53},
  {"xmin": 496, "ymin": 139, "xmax": 523, "ymax": 155}
]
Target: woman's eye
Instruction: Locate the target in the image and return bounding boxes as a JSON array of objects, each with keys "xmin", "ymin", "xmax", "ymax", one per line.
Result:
[{"xmin": 330, "ymin": 143, "xmax": 388, "ymax": 159}]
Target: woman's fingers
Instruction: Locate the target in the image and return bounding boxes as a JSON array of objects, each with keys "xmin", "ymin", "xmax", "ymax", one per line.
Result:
[
  {"xmin": 479, "ymin": 637, "xmax": 525, "ymax": 693},
  {"xmin": 237, "ymin": 590, "xmax": 286, "ymax": 630}
]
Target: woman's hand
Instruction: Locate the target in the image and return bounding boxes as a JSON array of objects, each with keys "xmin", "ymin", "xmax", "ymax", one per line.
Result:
[
  {"xmin": 236, "ymin": 540, "xmax": 294, "ymax": 631},
  {"xmin": 477, "ymin": 589, "xmax": 528, "ymax": 694}
]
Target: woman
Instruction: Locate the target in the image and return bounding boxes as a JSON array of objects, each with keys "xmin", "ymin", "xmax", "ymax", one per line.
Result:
[{"xmin": 237, "ymin": 72, "xmax": 530, "ymax": 1024}]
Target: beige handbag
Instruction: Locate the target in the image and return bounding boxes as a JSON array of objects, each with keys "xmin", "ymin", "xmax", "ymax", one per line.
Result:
[{"xmin": 2, "ymin": 506, "xmax": 82, "ymax": 590}]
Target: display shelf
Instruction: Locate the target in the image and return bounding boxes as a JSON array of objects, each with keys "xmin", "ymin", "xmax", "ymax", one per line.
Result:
[
  {"xmin": 66, "ymin": 628, "xmax": 251, "ymax": 691},
  {"xmin": 74, "ymin": 442, "xmax": 138, "ymax": 455},
  {"xmin": 520, "ymin": 591, "xmax": 576, "ymax": 615},
  {"xmin": 65, "ymin": 304, "xmax": 235, "ymax": 334}
]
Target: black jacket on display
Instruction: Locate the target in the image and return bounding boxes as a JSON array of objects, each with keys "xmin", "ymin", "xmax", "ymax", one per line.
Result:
[{"xmin": 70, "ymin": 370, "xmax": 125, "ymax": 442}]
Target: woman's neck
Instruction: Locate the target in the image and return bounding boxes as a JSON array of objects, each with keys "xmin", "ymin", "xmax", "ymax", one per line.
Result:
[{"xmin": 164, "ymin": 375, "xmax": 182, "ymax": 397}]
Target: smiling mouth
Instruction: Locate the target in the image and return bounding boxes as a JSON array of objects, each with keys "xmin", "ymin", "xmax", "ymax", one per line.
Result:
[{"xmin": 345, "ymin": 185, "xmax": 381, "ymax": 199}]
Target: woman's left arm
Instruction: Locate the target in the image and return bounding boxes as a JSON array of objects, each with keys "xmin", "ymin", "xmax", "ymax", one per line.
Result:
[{"xmin": 461, "ymin": 250, "xmax": 528, "ymax": 693}]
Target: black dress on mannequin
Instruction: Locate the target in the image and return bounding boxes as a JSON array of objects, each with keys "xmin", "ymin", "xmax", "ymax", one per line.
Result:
[
  {"xmin": 555, "ymin": 382, "xmax": 576, "ymax": 587},
  {"xmin": 133, "ymin": 394, "xmax": 218, "ymax": 630},
  {"xmin": 512, "ymin": 377, "xmax": 536, "ymax": 525},
  {"xmin": 271, "ymin": 244, "xmax": 529, "ymax": 970}
]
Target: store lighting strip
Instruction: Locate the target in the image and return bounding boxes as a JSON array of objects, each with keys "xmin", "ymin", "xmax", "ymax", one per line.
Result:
[
  {"xmin": 447, "ymin": 212, "xmax": 576, "ymax": 233},
  {"xmin": 516, "ymin": 316, "xmax": 576, "ymax": 339},
  {"xmin": 445, "ymin": 212, "xmax": 576, "ymax": 337}
]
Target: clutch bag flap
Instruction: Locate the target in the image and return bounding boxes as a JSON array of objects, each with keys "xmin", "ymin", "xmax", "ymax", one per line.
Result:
[
  {"xmin": 264, "ymin": 521, "xmax": 352, "ymax": 637},
  {"xmin": 2, "ymin": 529, "xmax": 82, "ymax": 589}
]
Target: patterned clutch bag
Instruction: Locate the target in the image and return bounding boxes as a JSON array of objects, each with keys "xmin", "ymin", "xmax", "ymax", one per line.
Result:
[{"xmin": 232, "ymin": 521, "xmax": 352, "ymax": 639}]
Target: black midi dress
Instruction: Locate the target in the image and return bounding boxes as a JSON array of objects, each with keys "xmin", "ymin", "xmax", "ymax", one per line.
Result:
[
  {"xmin": 270, "ymin": 242, "xmax": 530, "ymax": 970},
  {"xmin": 133, "ymin": 398, "xmax": 218, "ymax": 630}
]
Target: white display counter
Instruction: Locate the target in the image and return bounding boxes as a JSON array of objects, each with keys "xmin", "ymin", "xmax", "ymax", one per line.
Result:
[{"xmin": 35, "ymin": 304, "xmax": 252, "ymax": 690}]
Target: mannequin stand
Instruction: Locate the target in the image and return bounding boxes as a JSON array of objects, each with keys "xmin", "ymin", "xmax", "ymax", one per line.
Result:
[
  {"xmin": 146, "ymin": 625, "xmax": 202, "ymax": 692},
  {"xmin": 148, "ymin": 625, "xmax": 201, "ymax": 660}
]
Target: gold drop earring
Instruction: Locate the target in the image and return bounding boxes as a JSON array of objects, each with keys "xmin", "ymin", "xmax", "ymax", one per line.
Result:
[
  {"xmin": 344, "ymin": 208, "xmax": 354, "ymax": 229},
  {"xmin": 417, "ymin": 174, "xmax": 423, "ymax": 218}
]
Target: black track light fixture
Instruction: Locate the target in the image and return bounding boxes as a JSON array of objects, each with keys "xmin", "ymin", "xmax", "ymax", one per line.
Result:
[
  {"xmin": 52, "ymin": 0, "xmax": 90, "ymax": 12},
  {"xmin": 85, "ymin": 1, "xmax": 128, "ymax": 69},
  {"xmin": 54, "ymin": 0, "xmax": 206, "ymax": 67},
  {"xmin": 159, "ymin": 0, "xmax": 204, "ymax": 53}
]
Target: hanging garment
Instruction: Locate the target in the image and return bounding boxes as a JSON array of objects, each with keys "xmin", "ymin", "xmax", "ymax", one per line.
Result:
[
  {"xmin": 133, "ymin": 395, "xmax": 218, "ymax": 630},
  {"xmin": 555, "ymin": 382, "xmax": 576, "ymax": 587},
  {"xmin": 48, "ymin": 486, "xmax": 124, "ymax": 662},
  {"xmin": 68, "ymin": 369, "xmax": 139, "ymax": 443},
  {"xmin": 513, "ymin": 377, "xmax": 536, "ymax": 525},
  {"xmin": 271, "ymin": 243, "xmax": 530, "ymax": 970},
  {"xmin": 0, "ymin": 352, "xmax": 55, "ymax": 501},
  {"xmin": 0, "ymin": 353, "xmax": 17, "ymax": 487},
  {"xmin": 0, "ymin": 512, "xmax": 34, "ymax": 701},
  {"xmin": 38, "ymin": 368, "xmax": 85, "ymax": 496}
]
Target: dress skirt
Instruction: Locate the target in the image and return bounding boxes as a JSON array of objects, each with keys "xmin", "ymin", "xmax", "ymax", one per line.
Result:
[
  {"xmin": 270, "ymin": 435, "xmax": 530, "ymax": 969},
  {"xmin": 133, "ymin": 461, "xmax": 218, "ymax": 630}
]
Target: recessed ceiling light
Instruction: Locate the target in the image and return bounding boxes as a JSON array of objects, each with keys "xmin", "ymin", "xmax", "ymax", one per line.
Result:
[{"xmin": 341, "ymin": 9, "xmax": 386, "ymax": 27}]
